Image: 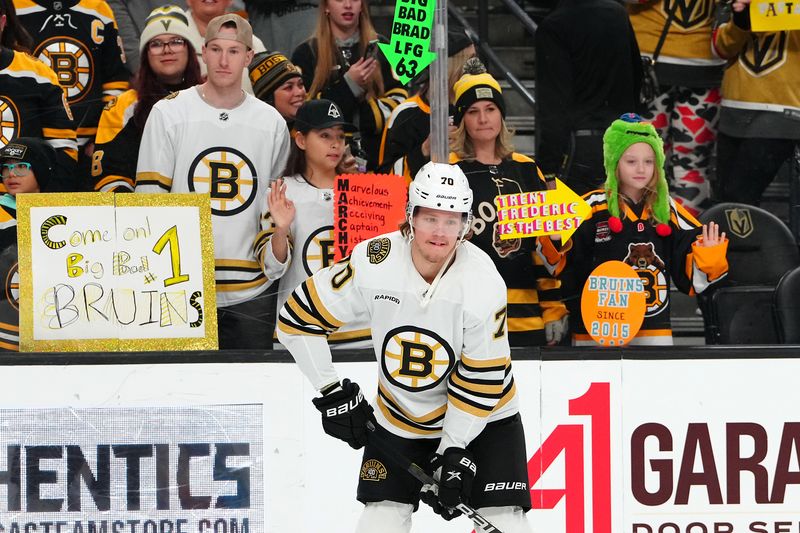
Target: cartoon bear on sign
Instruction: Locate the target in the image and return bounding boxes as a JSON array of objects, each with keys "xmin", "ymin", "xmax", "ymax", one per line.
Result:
[{"xmin": 623, "ymin": 242, "xmax": 665, "ymax": 271}]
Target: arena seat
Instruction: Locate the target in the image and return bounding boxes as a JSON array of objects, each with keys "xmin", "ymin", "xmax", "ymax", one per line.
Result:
[
  {"xmin": 697, "ymin": 203, "xmax": 800, "ymax": 344},
  {"xmin": 775, "ymin": 266, "xmax": 800, "ymax": 344}
]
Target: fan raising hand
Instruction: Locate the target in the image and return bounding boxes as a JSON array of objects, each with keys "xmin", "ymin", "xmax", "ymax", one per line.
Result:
[{"xmin": 698, "ymin": 222, "xmax": 726, "ymax": 247}]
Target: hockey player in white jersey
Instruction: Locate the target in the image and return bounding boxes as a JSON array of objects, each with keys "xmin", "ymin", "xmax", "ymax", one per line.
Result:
[{"xmin": 278, "ymin": 162, "xmax": 534, "ymax": 532}]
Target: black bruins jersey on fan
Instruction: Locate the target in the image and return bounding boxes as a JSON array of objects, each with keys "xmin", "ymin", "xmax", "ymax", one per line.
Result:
[
  {"xmin": 0, "ymin": 203, "xmax": 19, "ymax": 351},
  {"xmin": 14, "ymin": 0, "xmax": 129, "ymax": 145},
  {"xmin": 91, "ymin": 88, "xmax": 138, "ymax": 191},
  {"xmin": 451, "ymin": 153, "xmax": 567, "ymax": 347},
  {"xmin": 541, "ymin": 190, "xmax": 728, "ymax": 345},
  {"xmin": 0, "ymin": 48, "xmax": 77, "ymax": 182}
]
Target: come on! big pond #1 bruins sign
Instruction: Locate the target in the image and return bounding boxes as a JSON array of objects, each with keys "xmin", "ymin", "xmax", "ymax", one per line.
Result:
[{"xmin": 16, "ymin": 193, "xmax": 217, "ymax": 352}]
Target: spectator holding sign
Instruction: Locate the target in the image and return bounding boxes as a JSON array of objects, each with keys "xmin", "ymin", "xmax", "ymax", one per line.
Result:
[
  {"xmin": 540, "ymin": 113, "xmax": 729, "ymax": 346},
  {"xmin": 378, "ymin": 27, "xmax": 476, "ymax": 182},
  {"xmin": 92, "ymin": 6, "xmax": 203, "ymax": 192},
  {"xmin": 0, "ymin": 137, "xmax": 58, "ymax": 351},
  {"xmin": 449, "ymin": 60, "xmax": 568, "ymax": 347},
  {"xmin": 257, "ymin": 99, "xmax": 371, "ymax": 348},
  {"xmin": 135, "ymin": 14, "xmax": 290, "ymax": 350},
  {"xmin": 291, "ymin": 0, "xmax": 408, "ymax": 171},
  {"xmin": 712, "ymin": 0, "xmax": 800, "ymax": 205}
]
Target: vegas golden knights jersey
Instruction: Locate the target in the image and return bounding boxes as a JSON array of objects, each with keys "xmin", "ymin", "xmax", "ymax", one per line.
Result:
[
  {"xmin": 540, "ymin": 190, "xmax": 729, "ymax": 345},
  {"xmin": 14, "ymin": 0, "xmax": 129, "ymax": 146},
  {"xmin": 135, "ymin": 88, "xmax": 291, "ymax": 308},
  {"xmin": 256, "ymin": 174, "xmax": 371, "ymax": 347},
  {"xmin": 278, "ymin": 231, "xmax": 519, "ymax": 451},
  {"xmin": 713, "ymin": 21, "xmax": 800, "ymax": 122},
  {"xmin": 629, "ymin": 0, "xmax": 725, "ymax": 86},
  {"xmin": 0, "ymin": 48, "xmax": 77, "ymax": 181}
]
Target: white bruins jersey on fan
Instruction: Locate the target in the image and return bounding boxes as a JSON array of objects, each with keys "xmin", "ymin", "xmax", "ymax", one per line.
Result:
[
  {"xmin": 278, "ymin": 231, "xmax": 519, "ymax": 450},
  {"xmin": 135, "ymin": 88, "xmax": 290, "ymax": 307},
  {"xmin": 257, "ymin": 174, "xmax": 371, "ymax": 348}
]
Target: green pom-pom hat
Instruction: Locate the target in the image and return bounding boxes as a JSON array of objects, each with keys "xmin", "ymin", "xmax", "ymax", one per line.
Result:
[{"xmin": 603, "ymin": 113, "xmax": 671, "ymax": 235}]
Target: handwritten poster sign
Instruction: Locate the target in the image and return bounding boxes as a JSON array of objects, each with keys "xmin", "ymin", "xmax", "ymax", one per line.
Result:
[
  {"xmin": 16, "ymin": 193, "xmax": 217, "ymax": 352},
  {"xmin": 581, "ymin": 260, "xmax": 646, "ymax": 346},
  {"xmin": 495, "ymin": 179, "xmax": 590, "ymax": 242},
  {"xmin": 333, "ymin": 173, "xmax": 407, "ymax": 261},
  {"xmin": 750, "ymin": 1, "xmax": 800, "ymax": 31}
]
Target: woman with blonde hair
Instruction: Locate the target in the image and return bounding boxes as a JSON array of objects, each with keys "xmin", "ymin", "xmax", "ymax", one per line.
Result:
[
  {"xmin": 291, "ymin": 0, "xmax": 407, "ymax": 171},
  {"xmin": 378, "ymin": 27, "xmax": 476, "ymax": 181},
  {"xmin": 450, "ymin": 59, "xmax": 569, "ymax": 347}
]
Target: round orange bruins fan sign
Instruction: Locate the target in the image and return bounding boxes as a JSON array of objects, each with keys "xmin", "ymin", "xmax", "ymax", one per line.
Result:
[{"xmin": 581, "ymin": 261, "xmax": 646, "ymax": 346}]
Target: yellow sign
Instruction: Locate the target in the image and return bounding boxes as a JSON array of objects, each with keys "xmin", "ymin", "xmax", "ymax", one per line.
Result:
[
  {"xmin": 494, "ymin": 179, "xmax": 590, "ymax": 242},
  {"xmin": 750, "ymin": 1, "xmax": 800, "ymax": 31},
  {"xmin": 581, "ymin": 261, "xmax": 646, "ymax": 347},
  {"xmin": 17, "ymin": 193, "xmax": 218, "ymax": 352}
]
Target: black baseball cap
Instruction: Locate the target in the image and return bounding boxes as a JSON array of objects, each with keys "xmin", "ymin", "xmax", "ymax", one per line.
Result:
[
  {"xmin": 0, "ymin": 137, "xmax": 56, "ymax": 191},
  {"xmin": 294, "ymin": 99, "xmax": 357, "ymax": 133}
]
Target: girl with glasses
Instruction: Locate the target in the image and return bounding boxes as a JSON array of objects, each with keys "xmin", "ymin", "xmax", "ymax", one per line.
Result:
[{"xmin": 91, "ymin": 6, "xmax": 202, "ymax": 192}]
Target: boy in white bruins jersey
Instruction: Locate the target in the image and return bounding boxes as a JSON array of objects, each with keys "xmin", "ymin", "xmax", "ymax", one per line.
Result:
[
  {"xmin": 135, "ymin": 14, "xmax": 289, "ymax": 349},
  {"xmin": 278, "ymin": 162, "xmax": 533, "ymax": 533}
]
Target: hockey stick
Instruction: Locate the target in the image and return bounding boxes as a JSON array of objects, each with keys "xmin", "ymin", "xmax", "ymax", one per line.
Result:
[{"xmin": 365, "ymin": 421, "xmax": 504, "ymax": 533}]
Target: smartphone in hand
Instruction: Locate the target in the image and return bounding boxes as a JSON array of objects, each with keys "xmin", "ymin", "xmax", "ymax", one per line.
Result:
[{"xmin": 363, "ymin": 39, "xmax": 380, "ymax": 61}]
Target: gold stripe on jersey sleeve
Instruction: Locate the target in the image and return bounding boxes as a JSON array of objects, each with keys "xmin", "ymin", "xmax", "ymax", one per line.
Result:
[
  {"xmin": 215, "ymin": 259, "xmax": 262, "ymax": 270},
  {"xmin": 77, "ymin": 127, "xmax": 98, "ymax": 136},
  {"xmin": 306, "ymin": 277, "xmax": 345, "ymax": 329},
  {"xmin": 537, "ymin": 277, "xmax": 560, "ymax": 290},
  {"xmin": 135, "ymin": 172, "xmax": 172, "ymax": 189},
  {"xmin": 508, "ymin": 288, "xmax": 539, "ymax": 305},
  {"xmin": 367, "ymin": 99, "xmax": 382, "ymax": 133},
  {"xmin": 42, "ymin": 127, "xmax": 76, "ymax": 140},
  {"xmin": 460, "ymin": 354, "xmax": 509, "ymax": 370},
  {"xmin": 378, "ymin": 382, "xmax": 447, "ymax": 424},
  {"xmin": 0, "ymin": 321, "xmax": 19, "ymax": 332},
  {"xmin": 448, "ymin": 394, "xmax": 493, "ymax": 417},
  {"xmin": 377, "ymin": 396, "xmax": 440, "ymax": 435},
  {"xmin": 329, "ymin": 328, "xmax": 371, "ymax": 343},
  {"xmin": 95, "ymin": 175, "xmax": 134, "ymax": 192},
  {"xmin": 277, "ymin": 318, "xmax": 327, "ymax": 337},
  {"xmin": 493, "ymin": 380, "xmax": 517, "ymax": 412},
  {"xmin": 214, "ymin": 277, "xmax": 267, "ymax": 292},
  {"xmin": 450, "ymin": 372, "xmax": 504, "ymax": 396},
  {"xmin": 104, "ymin": 81, "xmax": 130, "ymax": 90},
  {"xmin": 285, "ymin": 295, "xmax": 324, "ymax": 329},
  {"xmin": 0, "ymin": 340, "xmax": 18, "ymax": 351}
]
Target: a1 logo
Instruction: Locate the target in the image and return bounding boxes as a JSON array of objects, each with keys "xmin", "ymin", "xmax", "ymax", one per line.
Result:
[{"xmin": 528, "ymin": 382, "xmax": 612, "ymax": 533}]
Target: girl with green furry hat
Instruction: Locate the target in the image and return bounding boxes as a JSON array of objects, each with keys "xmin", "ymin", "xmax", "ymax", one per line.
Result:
[{"xmin": 539, "ymin": 113, "xmax": 730, "ymax": 346}]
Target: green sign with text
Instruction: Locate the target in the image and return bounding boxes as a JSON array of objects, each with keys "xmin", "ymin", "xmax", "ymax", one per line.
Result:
[{"xmin": 379, "ymin": 0, "xmax": 437, "ymax": 85}]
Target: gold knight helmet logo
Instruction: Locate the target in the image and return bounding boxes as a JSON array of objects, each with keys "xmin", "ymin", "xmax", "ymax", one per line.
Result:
[{"xmin": 725, "ymin": 208, "xmax": 754, "ymax": 239}]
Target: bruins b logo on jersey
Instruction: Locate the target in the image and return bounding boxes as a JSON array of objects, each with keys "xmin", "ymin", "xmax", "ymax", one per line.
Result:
[
  {"xmin": 188, "ymin": 147, "xmax": 258, "ymax": 216},
  {"xmin": 740, "ymin": 32, "xmax": 787, "ymax": 77},
  {"xmin": 0, "ymin": 97, "xmax": 20, "ymax": 146},
  {"xmin": 623, "ymin": 242, "xmax": 668, "ymax": 316},
  {"xmin": 303, "ymin": 225, "xmax": 335, "ymax": 276},
  {"xmin": 661, "ymin": 0, "xmax": 714, "ymax": 30},
  {"xmin": 35, "ymin": 36, "xmax": 94, "ymax": 104},
  {"xmin": 381, "ymin": 326, "xmax": 456, "ymax": 392},
  {"xmin": 367, "ymin": 237, "xmax": 391, "ymax": 264}
]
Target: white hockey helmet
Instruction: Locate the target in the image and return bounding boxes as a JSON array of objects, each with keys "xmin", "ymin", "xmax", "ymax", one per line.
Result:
[{"xmin": 407, "ymin": 162, "xmax": 473, "ymax": 223}]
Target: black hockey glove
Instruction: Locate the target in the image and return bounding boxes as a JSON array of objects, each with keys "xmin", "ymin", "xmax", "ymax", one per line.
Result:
[
  {"xmin": 419, "ymin": 447, "xmax": 477, "ymax": 520},
  {"xmin": 311, "ymin": 379, "xmax": 374, "ymax": 450}
]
